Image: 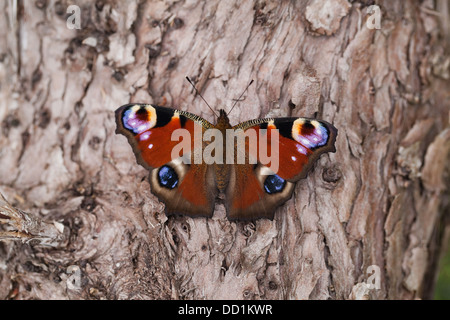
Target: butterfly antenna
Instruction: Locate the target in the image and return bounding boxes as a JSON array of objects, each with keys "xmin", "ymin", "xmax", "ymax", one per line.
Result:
[
  {"xmin": 227, "ymin": 79, "xmax": 254, "ymax": 116},
  {"xmin": 186, "ymin": 76, "xmax": 218, "ymax": 117}
]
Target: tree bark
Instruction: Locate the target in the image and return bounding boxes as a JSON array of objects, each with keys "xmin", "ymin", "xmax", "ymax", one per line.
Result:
[{"xmin": 0, "ymin": 0, "xmax": 449, "ymax": 300}]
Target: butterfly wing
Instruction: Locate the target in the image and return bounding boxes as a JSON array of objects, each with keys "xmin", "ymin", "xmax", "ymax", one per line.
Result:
[
  {"xmin": 115, "ymin": 104, "xmax": 217, "ymax": 217},
  {"xmin": 225, "ymin": 117, "xmax": 337, "ymax": 220}
]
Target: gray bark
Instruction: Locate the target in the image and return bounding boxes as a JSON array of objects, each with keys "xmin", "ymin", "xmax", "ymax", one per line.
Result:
[{"xmin": 0, "ymin": 0, "xmax": 449, "ymax": 300}]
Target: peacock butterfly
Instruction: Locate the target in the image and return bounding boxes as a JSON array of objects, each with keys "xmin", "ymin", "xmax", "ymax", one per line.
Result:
[{"xmin": 115, "ymin": 85, "xmax": 337, "ymax": 220}]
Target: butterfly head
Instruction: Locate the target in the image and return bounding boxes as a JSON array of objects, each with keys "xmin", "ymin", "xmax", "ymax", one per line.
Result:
[{"xmin": 216, "ymin": 109, "xmax": 232, "ymax": 129}]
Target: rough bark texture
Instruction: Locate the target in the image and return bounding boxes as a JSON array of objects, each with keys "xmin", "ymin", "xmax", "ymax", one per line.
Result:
[{"xmin": 0, "ymin": 0, "xmax": 449, "ymax": 300}]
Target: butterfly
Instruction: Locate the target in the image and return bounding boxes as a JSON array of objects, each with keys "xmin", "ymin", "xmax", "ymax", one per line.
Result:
[{"xmin": 115, "ymin": 92, "xmax": 337, "ymax": 220}]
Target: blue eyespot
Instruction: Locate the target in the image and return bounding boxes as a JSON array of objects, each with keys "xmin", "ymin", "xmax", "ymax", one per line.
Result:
[
  {"xmin": 264, "ymin": 174, "xmax": 286, "ymax": 194},
  {"xmin": 158, "ymin": 165, "xmax": 178, "ymax": 189}
]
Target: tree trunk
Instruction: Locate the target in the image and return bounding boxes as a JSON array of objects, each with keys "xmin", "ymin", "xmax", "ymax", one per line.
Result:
[{"xmin": 0, "ymin": 0, "xmax": 449, "ymax": 300}]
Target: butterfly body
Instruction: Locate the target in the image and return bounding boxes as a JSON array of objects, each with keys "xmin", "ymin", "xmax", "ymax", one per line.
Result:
[
  {"xmin": 115, "ymin": 104, "xmax": 337, "ymax": 220},
  {"xmin": 211, "ymin": 109, "xmax": 233, "ymax": 192}
]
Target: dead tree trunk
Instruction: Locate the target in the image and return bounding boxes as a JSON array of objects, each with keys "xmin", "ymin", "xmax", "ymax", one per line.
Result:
[{"xmin": 0, "ymin": 0, "xmax": 449, "ymax": 300}]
